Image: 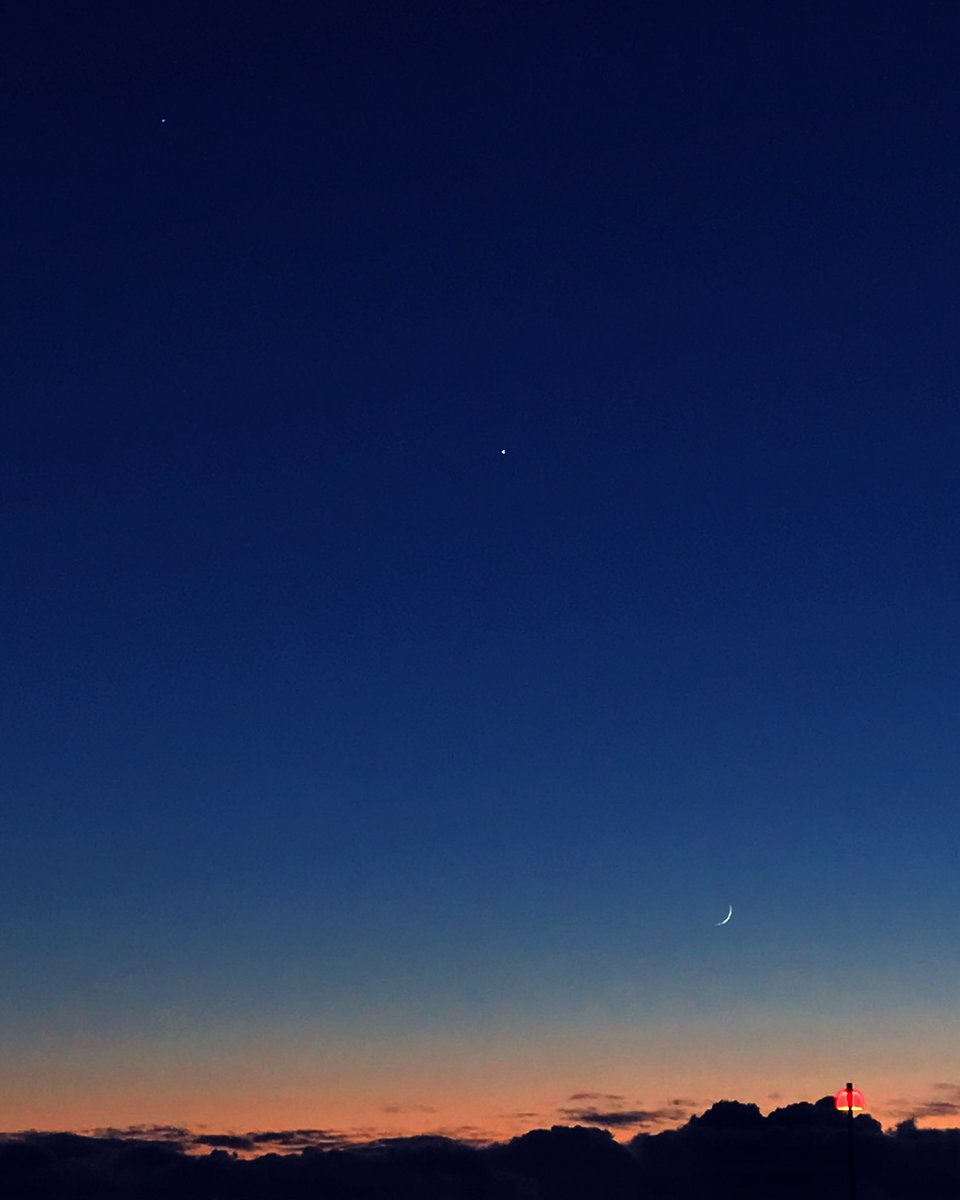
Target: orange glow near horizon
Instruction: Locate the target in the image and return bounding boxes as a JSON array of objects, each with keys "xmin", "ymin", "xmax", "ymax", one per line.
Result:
[
  {"xmin": 2, "ymin": 1057, "xmax": 958, "ymax": 1148},
  {"xmin": 2, "ymin": 1004, "xmax": 958, "ymax": 1143}
]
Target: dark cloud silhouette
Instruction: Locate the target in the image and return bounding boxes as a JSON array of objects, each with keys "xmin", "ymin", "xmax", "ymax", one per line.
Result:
[
  {"xmin": 887, "ymin": 1085, "xmax": 960, "ymax": 1123},
  {"xmin": 90, "ymin": 1124, "xmax": 190, "ymax": 1142},
  {"xmin": 193, "ymin": 1134, "xmax": 255, "ymax": 1150},
  {"xmin": 246, "ymin": 1128, "xmax": 348, "ymax": 1148},
  {"xmin": 490, "ymin": 1124, "xmax": 638, "ymax": 1199},
  {"xmin": 911, "ymin": 1101, "xmax": 960, "ymax": 1120},
  {"xmin": 692, "ymin": 1099, "xmax": 765, "ymax": 1130},
  {"xmin": 1, "ymin": 1098, "xmax": 959, "ymax": 1198},
  {"xmin": 882, "ymin": 1084, "xmax": 960, "ymax": 1126},
  {"xmin": 918, "ymin": 1083, "xmax": 960, "ymax": 1116},
  {"xmin": 558, "ymin": 1105, "xmax": 685, "ymax": 1129},
  {"xmin": 190, "ymin": 1128, "xmax": 354, "ymax": 1156},
  {"xmin": 401, "ymin": 1124, "xmax": 491, "ymax": 1146},
  {"xmin": 560, "ymin": 1090, "xmax": 690, "ymax": 1130}
]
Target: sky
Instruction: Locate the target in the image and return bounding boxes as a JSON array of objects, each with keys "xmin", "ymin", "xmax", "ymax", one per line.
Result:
[{"xmin": 3, "ymin": 0, "xmax": 960, "ymax": 1147}]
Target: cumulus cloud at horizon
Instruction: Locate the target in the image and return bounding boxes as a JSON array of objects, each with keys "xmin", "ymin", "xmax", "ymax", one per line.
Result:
[
  {"xmin": 1, "ymin": 1090, "xmax": 959, "ymax": 1198},
  {"xmin": 7, "ymin": 1081, "xmax": 959, "ymax": 1155}
]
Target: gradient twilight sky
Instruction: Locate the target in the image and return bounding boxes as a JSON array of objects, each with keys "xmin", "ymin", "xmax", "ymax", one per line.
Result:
[{"xmin": 4, "ymin": 0, "xmax": 960, "ymax": 1145}]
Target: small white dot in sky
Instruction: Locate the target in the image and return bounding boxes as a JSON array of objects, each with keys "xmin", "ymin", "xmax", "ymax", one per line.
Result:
[
  {"xmin": 161, "ymin": 118, "xmax": 167, "ymax": 124},
  {"xmin": 500, "ymin": 448, "xmax": 506, "ymax": 455}
]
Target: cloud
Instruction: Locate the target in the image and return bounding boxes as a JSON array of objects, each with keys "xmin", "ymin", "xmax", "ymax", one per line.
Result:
[
  {"xmin": 925, "ymin": 1083, "xmax": 960, "ymax": 1112},
  {"xmin": 882, "ymin": 1082, "xmax": 960, "ymax": 1123},
  {"xmin": 365, "ymin": 1125, "xmax": 496, "ymax": 1149},
  {"xmin": 690, "ymin": 1099, "xmax": 766, "ymax": 1130},
  {"xmin": 218, "ymin": 1128, "xmax": 353, "ymax": 1153},
  {"xmin": 559, "ymin": 1104, "xmax": 688, "ymax": 1129},
  {"xmin": 193, "ymin": 1134, "xmax": 255, "ymax": 1150},
  {"xmin": 900, "ymin": 1099, "xmax": 960, "ymax": 1120},
  {"xmin": 247, "ymin": 1129, "xmax": 341, "ymax": 1144},
  {"xmin": 559, "ymin": 1089, "xmax": 692, "ymax": 1130},
  {"xmin": 87, "ymin": 1125, "xmax": 190, "ymax": 1142},
  {"xmin": 1, "ymin": 1098, "xmax": 958, "ymax": 1198}
]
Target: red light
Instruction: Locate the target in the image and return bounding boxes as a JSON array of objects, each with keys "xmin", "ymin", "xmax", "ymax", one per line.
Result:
[{"xmin": 834, "ymin": 1083, "xmax": 865, "ymax": 1112}]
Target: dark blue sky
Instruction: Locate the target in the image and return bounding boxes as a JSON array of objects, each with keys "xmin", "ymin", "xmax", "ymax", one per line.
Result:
[{"xmin": 3, "ymin": 1, "xmax": 960, "ymax": 1138}]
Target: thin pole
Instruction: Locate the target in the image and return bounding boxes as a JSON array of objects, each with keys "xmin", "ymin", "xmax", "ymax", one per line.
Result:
[{"xmin": 846, "ymin": 1083, "xmax": 856, "ymax": 1200}]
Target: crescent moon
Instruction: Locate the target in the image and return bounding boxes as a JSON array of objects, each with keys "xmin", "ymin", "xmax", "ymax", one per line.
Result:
[{"xmin": 717, "ymin": 904, "xmax": 733, "ymax": 926}]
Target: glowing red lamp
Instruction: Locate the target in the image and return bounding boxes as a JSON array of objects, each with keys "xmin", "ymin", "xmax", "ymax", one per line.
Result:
[{"xmin": 834, "ymin": 1084, "xmax": 864, "ymax": 1113}]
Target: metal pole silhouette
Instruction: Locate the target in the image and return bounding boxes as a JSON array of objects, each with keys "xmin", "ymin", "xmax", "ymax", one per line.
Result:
[{"xmin": 834, "ymin": 1082, "xmax": 863, "ymax": 1200}]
